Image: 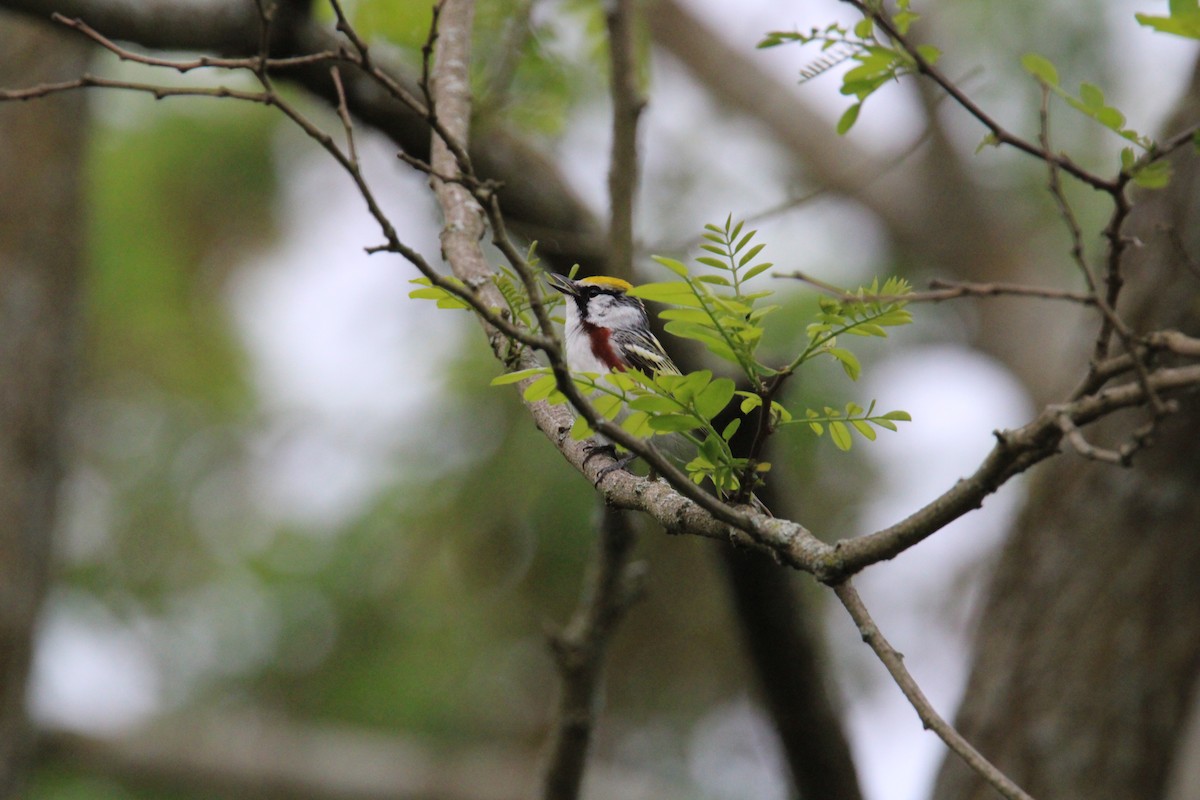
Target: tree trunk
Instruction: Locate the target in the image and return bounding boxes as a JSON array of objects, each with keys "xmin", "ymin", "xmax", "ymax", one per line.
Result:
[
  {"xmin": 932, "ymin": 56, "xmax": 1200, "ymax": 800},
  {"xmin": 0, "ymin": 14, "xmax": 90, "ymax": 796}
]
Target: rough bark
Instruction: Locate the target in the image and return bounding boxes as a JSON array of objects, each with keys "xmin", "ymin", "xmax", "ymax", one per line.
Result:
[
  {"xmin": 932, "ymin": 56, "xmax": 1200, "ymax": 800},
  {"xmin": 0, "ymin": 12, "xmax": 90, "ymax": 796}
]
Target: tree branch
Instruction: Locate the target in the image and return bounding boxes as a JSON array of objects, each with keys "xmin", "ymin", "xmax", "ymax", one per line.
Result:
[
  {"xmin": 833, "ymin": 582, "xmax": 1036, "ymax": 800},
  {"xmin": 541, "ymin": 507, "xmax": 643, "ymax": 800},
  {"xmin": 605, "ymin": 0, "xmax": 643, "ymax": 280},
  {"xmin": 836, "ymin": 362, "xmax": 1200, "ymax": 572}
]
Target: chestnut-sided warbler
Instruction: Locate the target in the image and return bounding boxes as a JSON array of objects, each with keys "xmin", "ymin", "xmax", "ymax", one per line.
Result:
[
  {"xmin": 547, "ymin": 272, "xmax": 686, "ymax": 472},
  {"xmin": 546, "ymin": 273, "xmax": 680, "ymax": 378}
]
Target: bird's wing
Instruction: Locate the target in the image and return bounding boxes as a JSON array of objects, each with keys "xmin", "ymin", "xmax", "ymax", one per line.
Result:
[{"xmin": 612, "ymin": 327, "xmax": 682, "ymax": 376}]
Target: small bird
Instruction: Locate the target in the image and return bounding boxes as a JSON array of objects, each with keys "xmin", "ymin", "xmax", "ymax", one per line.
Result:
[
  {"xmin": 548, "ymin": 273, "xmax": 769, "ymax": 512},
  {"xmin": 546, "ymin": 273, "xmax": 680, "ymax": 378},
  {"xmin": 547, "ymin": 272, "xmax": 683, "ymax": 475}
]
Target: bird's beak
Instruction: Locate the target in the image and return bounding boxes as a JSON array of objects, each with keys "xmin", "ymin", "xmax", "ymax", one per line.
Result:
[{"xmin": 546, "ymin": 272, "xmax": 579, "ymax": 296}]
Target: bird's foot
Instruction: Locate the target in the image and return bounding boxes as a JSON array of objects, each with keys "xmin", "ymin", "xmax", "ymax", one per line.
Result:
[{"xmin": 583, "ymin": 442, "xmax": 636, "ymax": 484}]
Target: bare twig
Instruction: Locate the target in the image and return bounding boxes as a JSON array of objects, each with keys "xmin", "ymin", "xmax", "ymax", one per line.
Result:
[
  {"xmin": 329, "ymin": 65, "xmax": 357, "ymax": 164},
  {"xmin": 779, "ymin": 270, "xmax": 1095, "ymax": 306},
  {"xmin": 843, "ymin": 0, "xmax": 1117, "ymax": 194},
  {"xmin": 1036, "ymin": 84, "xmax": 1099, "ymax": 296},
  {"xmin": 51, "ymin": 12, "xmax": 339, "ymax": 71},
  {"xmin": 833, "ymin": 582, "xmax": 1036, "ymax": 800},
  {"xmin": 1033, "ymin": 83, "xmax": 1164, "ymax": 418},
  {"xmin": 1055, "ymin": 412, "xmax": 1129, "ymax": 465},
  {"xmin": 0, "ymin": 74, "xmax": 269, "ymax": 102}
]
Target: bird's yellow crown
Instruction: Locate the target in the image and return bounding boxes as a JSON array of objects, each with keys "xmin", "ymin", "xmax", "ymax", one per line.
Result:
[{"xmin": 579, "ymin": 275, "xmax": 633, "ymax": 293}]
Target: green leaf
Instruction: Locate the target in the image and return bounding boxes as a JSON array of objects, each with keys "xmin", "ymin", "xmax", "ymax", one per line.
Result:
[
  {"xmin": 651, "ymin": 255, "xmax": 690, "ymax": 277},
  {"xmin": 490, "ymin": 367, "xmax": 548, "ymax": 386},
  {"xmin": 659, "ymin": 308, "xmax": 715, "ymax": 325},
  {"xmin": 829, "ymin": 421, "xmax": 853, "ymax": 451},
  {"xmin": 409, "ymin": 287, "xmax": 470, "ymax": 309},
  {"xmin": 1132, "ymin": 160, "xmax": 1173, "ymax": 189},
  {"xmin": 523, "ymin": 374, "xmax": 560, "ymax": 401},
  {"xmin": 734, "ymin": 229, "xmax": 755, "ymax": 252},
  {"xmin": 1095, "ymin": 106, "xmax": 1126, "ymax": 131},
  {"xmin": 915, "ymin": 44, "xmax": 941, "ymax": 64},
  {"xmin": 699, "ymin": 433, "xmax": 724, "ymax": 463},
  {"xmin": 672, "ymin": 370, "xmax": 713, "ymax": 401},
  {"xmin": 664, "ymin": 321, "xmax": 739, "ymax": 362},
  {"xmin": 881, "ymin": 410, "xmax": 912, "ymax": 421},
  {"xmin": 846, "ymin": 322, "xmax": 888, "ymax": 337},
  {"xmin": 648, "ymin": 414, "xmax": 703, "ymax": 432},
  {"xmin": 851, "ymin": 419, "xmax": 877, "ymax": 440},
  {"xmin": 1136, "ymin": 8, "xmax": 1200, "ymax": 39},
  {"xmin": 837, "ymin": 102, "xmax": 862, "ymax": 135},
  {"xmin": 975, "ymin": 131, "xmax": 1000, "ymax": 154},
  {"xmin": 628, "ymin": 395, "xmax": 683, "ymax": 414},
  {"xmin": 722, "ymin": 418, "xmax": 742, "ymax": 440},
  {"xmin": 828, "ymin": 347, "xmax": 862, "ymax": 380},
  {"xmin": 570, "ymin": 414, "xmax": 594, "ymax": 440},
  {"xmin": 738, "ymin": 243, "xmax": 766, "ymax": 267},
  {"xmin": 1020, "ymin": 52, "xmax": 1059, "ymax": 85},
  {"xmin": 853, "ymin": 16, "xmax": 874, "ymax": 37},
  {"xmin": 742, "ymin": 261, "xmax": 774, "ymax": 281},
  {"xmin": 619, "ymin": 369, "xmax": 657, "ymax": 389},
  {"xmin": 712, "ymin": 296, "xmax": 752, "ymax": 315},
  {"xmin": 593, "ymin": 393, "xmax": 625, "ymax": 420},
  {"xmin": 893, "ymin": 10, "xmax": 918, "ymax": 34},
  {"xmin": 621, "ymin": 410, "xmax": 653, "ymax": 438},
  {"xmin": 1079, "ymin": 82, "xmax": 1105, "ymax": 109},
  {"xmin": 696, "ymin": 256, "xmax": 728, "ymax": 270},
  {"xmin": 695, "ymin": 378, "xmax": 736, "ymax": 420},
  {"xmin": 738, "ymin": 392, "xmax": 763, "ymax": 414},
  {"xmin": 629, "ymin": 281, "xmax": 703, "ymax": 307}
]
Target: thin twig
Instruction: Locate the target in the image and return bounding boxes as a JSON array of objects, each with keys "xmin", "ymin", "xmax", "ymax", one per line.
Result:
[
  {"xmin": 833, "ymin": 581, "xmax": 1036, "ymax": 800},
  {"xmin": 1055, "ymin": 412, "xmax": 1128, "ymax": 465},
  {"xmin": 1037, "ymin": 84, "xmax": 1099, "ymax": 296},
  {"xmin": 0, "ymin": 75, "xmax": 270, "ymax": 103},
  {"xmin": 329, "ymin": 65, "xmax": 358, "ymax": 165},
  {"xmin": 779, "ymin": 271, "xmax": 1096, "ymax": 306},
  {"xmin": 51, "ymin": 13, "xmax": 339, "ymax": 72},
  {"xmin": 1035, "ymin": 82, "xmax": 1161, "ymax": 415},
  {"xmin": 842, "ymin": 0, "xmax": 1117, "ymax": 194}
]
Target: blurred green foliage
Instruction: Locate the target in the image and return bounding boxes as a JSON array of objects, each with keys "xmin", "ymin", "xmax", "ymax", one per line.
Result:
[{"xmin": 28, "ymin": 0, "xmax": 1182, "ymax": 796}]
